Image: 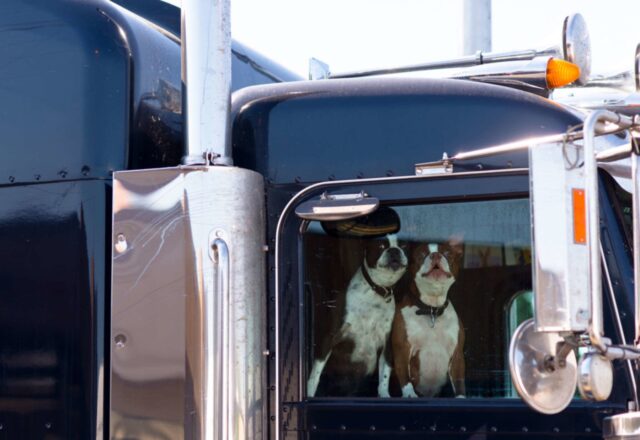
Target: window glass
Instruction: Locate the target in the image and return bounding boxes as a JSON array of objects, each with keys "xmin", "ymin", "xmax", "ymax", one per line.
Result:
[{"xmin": 304, "ymin": 198, "xmax": 532, "ymax": 398}]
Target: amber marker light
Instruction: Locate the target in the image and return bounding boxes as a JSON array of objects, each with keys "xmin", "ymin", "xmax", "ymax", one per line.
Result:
[
  {"xmin": 546, "ymin": 58, "xmax": 581, "ymax": 89},
  {"xmin": 572, "ymin": 188, "xmax": 587, "ymax": 244}
]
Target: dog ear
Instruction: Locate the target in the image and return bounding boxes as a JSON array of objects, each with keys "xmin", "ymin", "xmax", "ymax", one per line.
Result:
[{"xmin": 410, "ymin": 242, "xmax": 429, "ymax": 273}]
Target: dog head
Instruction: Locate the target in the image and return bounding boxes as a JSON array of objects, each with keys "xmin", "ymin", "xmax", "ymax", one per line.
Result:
[
  {"xmin": 363, "ymin": 234, "xmax": 408, "ymax": 288},
  {"xmin": 412, "ymin": 238, "xmax": 463, "ymax": 302}
]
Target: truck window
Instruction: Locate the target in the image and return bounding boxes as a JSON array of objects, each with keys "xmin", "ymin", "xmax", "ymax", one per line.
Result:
[{"xmin": 304, "ymin": 198, "xmax": 533, "ymax": 398}]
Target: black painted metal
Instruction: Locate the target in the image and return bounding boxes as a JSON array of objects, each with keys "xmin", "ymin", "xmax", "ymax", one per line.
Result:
[
  {"xmin": 232, "ymin": 77, "xmax": 582, "ymax": 185},
  {"xmin": 0, "ymin": 180, "xmax": 110, "ymax": 439}
]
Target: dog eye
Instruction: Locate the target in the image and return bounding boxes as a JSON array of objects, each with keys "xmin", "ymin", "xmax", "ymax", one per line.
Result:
[{"xmin": 379, "ymin": 244, "xmax": 385, "ymax": 249}]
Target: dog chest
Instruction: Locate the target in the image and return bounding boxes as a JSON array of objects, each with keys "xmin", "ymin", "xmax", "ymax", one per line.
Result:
[
  {"xmin": 342, "ymin": 279, "xmax": 395, "ymax": 374},
  {"xmin": 401, "ymin": 305, "xmax": 459, "ymax": 396}
]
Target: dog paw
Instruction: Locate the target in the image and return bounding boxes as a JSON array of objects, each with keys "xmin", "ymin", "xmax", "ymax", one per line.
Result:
[
  {"xmin": 378, "ymin": 389, "xmax": 391, "ymax": 398},
  {"xmin": 455, "ymin": 394, "xmax": 466, "ymax": 398},
  {"xmin": 401, "ymin": 384, "xmax": 418, "ymax": 398}
]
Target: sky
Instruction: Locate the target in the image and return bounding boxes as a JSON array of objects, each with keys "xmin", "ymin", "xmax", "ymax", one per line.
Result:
[{"xmin": 169, "ymin": 1, "xmax": 640, "ymax": 79}]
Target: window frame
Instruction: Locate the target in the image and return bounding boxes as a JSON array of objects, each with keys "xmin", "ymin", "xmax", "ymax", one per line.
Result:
[{"xmin": 273, "ymin": 168, "xmax": 629, "ymax": 437}]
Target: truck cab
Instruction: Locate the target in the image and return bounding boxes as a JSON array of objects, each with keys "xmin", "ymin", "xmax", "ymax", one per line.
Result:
[{"xmin": 1, "ymin": 1, "xmax": 640, "ymax": 439}]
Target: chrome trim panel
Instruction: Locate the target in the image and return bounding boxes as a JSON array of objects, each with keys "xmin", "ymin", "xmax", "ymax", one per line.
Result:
[
  {"xmin": 111, "ymin": 166, "xmax": 265, "ymax": 440},
  {"xmin": 633, "ymin": 153, "xmax": 640, "ymax": 346},
  {"xmin": 529, "ymin": 141, "xmax": 590, "ymax": 332}
]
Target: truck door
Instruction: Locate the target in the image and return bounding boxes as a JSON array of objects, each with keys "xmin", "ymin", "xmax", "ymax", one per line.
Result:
[{"xmin": 274, "ymin": 168, "xmax": 631, "ymax": 439}]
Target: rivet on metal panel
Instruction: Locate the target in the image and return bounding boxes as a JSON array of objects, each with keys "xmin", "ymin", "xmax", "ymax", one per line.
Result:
[
  {"xmin": 115, "ymin": 234, "xmax": 128, "ymax": 253},
  {"xmin": 263, "ymin": 245, "xmax": 269, "ymax": 252},
  {"xmin": 114, "ymin": 334, "xmax": 127, "ymax": 348},
  {"xmin": 262, "ymin": 350, "xmax": 270, "ymax": 356}
]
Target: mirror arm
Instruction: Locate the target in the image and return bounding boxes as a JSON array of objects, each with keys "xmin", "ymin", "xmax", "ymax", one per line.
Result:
[{"xmin": 584, "ymin": 111, "xmax": 638, "ymax": 353}]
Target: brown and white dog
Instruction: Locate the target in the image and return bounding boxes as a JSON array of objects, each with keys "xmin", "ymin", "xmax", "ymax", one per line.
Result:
[
  {"xmin": 391, "ymin": 240, "xmax": 465, "ymax": 398},
  {"xmin": 307, "ymin": 234, "xmax": 408, "ymax": 397}
]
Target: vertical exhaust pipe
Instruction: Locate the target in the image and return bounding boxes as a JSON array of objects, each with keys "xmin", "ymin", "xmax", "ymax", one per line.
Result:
[
  {"xmin": 182, "ymin": 0, "xmax": 233, "ymax": 166},
  {"xmin": 463, "ymin": 0, "xmax": 492, "ymax": 55}
]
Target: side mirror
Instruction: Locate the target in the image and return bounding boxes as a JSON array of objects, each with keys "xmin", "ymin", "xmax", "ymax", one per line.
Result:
[{"xmin": 295, "ymin": 192, "xmax": 379, "ymax": 221}]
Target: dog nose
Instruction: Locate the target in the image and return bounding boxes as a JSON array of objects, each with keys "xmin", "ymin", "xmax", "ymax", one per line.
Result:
[{"xmin": 387, "ymin": 247, "xmax": 402, "ymax": 261}]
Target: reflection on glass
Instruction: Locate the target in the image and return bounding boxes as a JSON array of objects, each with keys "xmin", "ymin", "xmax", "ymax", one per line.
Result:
[{"xmin": 304, "ymin": 198, "xmax": 532, "ymax": 398}]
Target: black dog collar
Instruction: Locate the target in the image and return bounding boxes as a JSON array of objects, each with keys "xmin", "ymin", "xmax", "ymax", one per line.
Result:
[
  {"xmin": 415, "ymin": 298, "xmax": 450, "ymax": 327},
  {"xmin": 361, "ymin": 265, "xmax": 393, "ymax": 300}
]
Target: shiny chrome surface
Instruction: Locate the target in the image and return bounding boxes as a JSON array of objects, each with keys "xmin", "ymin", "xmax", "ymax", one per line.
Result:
[
  {"xmin": 509, "ymin": 318, "xmax": 577, "ymax": 415},
  {"xmin": 634, "ymin": 153, "xmax": 640, "ymax": 345},
  {"xmin": 453, "ymin": 56, "xmax": 551, "ymax": 94},
  {"xmin": 585, "ymin": 111, "xmax": 614, "ymax": 351},
  {"xmin": 328, "ymin": 48, "xmax": 543, "ymax": 79},
  {"xmin": 563, "ymin": 13, "xmax": 591, "ymax": 84},
  {"xmin": 209, "ymin": 238, "xmax": 230, "ymax": 440},
  {"xmin": 294, "ymin": 192, "xmax": 379, "ymax": 221},
  {"xmin": 529, "ymin": 140, "xmax": 590, "ymax": 332},
  {"xmin": 181, "ymin": 0, "xmax": 232, "ymax": 165},
  {"xmin": 577, "ymin": 352, "xmax": 613, "ymax": 401},
  {"xmin": 604, "ymin": 412, "xmax": 640, "ymax": 439},
  {"xmin": 111, "ymin": 166, "xmax": 265, "ymax": 440}
]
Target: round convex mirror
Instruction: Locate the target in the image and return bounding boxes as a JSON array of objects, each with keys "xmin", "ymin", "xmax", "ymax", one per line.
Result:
[
  {"xmin": 563, "ymin": 13, "xmax": 591, "ymax": 85},
  {"xmin": 509, "ymin": 319, "xmax": 578, "ymax": 414}
]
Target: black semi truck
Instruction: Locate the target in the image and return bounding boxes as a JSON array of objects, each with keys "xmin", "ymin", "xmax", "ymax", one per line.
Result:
[{"xmin": 2, "ymin": 1, "xmax": 640, "ymax": 439}]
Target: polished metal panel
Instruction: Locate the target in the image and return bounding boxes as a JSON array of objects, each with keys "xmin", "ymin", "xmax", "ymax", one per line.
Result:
[
  {"xmin": 577, "ymin": 352, "xmax": 613, "ymax": 401},
  {"xmin": 111, "ymin": 166, "xmax": 265, "ymax": 440},
  {"xmin": 563, "ymin": 13, "xmax": 591, "ymax": 85},
  {"xmin": 633, "ymin": 153, "xmax": 640, "ymax": 346},
  {"xmin": 509, "ymin": 319, "xmax": 577, "ymax": 414},
  {"xmin": 294, "ymin": 192, "xmax": 379, "ymax": 221},
  {"xmin": 604, "ymin": 412, "xmax": 640, "ymax": 440},
  {"xmin": 181, "ymin": 0, "xmax": 232, "ymax": 165},
  {"xmin": 454, "ymin": 56, "xmax": 550, "ymax": 94},
  {"xmin": 529, "ymin": 141, "xmax": 590, "ymax": 332}
]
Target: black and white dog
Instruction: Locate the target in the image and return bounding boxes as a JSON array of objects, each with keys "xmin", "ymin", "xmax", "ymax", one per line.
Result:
[{"xmin": 307, "ymin": 234, "xmax": 408, "ymax": 397}]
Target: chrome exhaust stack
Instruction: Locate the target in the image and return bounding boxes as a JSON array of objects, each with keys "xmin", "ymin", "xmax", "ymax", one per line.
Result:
[
  {"xmin": 181, "ymin": 0, "xmax": 232, "ymax": 166},
  {"xmin": 110, "ymin": 1, "xmax": 266, "ymax": 439}
]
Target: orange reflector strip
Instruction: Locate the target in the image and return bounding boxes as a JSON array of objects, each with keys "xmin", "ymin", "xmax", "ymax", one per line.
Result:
[
  {"xmin": 573, "ymin": 188, "xmax": 586, "ymax": 244},
  {"xmin": 546, "ymin": 58, "xmax": 581, "ymax": 89}
]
